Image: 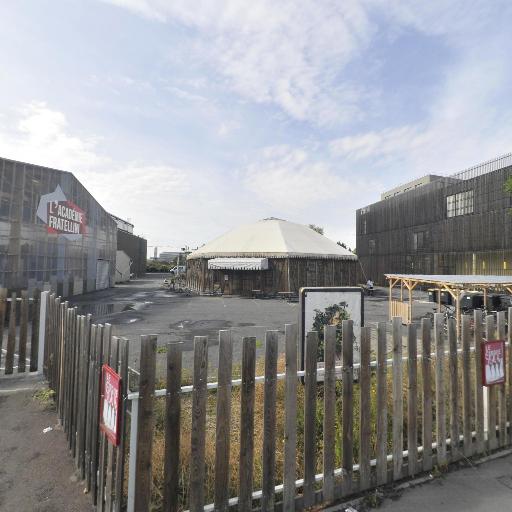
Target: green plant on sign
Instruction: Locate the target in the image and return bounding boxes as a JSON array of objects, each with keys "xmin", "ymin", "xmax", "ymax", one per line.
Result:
[{"xmin": 312, "ymin": 301, "xmax": 350, "ymax": 359}]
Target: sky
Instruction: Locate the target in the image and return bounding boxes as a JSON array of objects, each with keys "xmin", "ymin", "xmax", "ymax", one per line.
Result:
[{"xmin": 0, "ymin": 1, "xmax": 511, "ymax": 253}]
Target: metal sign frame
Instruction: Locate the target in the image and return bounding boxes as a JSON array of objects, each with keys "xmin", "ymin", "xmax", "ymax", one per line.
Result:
[{"xmin": 298, "ymin": 286, "xmax": 364, "ymax": 372}]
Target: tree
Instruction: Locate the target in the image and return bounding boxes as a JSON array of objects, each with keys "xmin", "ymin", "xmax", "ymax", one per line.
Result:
[
  {"xmin": 309, "ymin": 224, "xmax": 324, "ymax": 235},
  {"xmin": 337, "ymin": 241, "xmax": 356, "ymax": 254},
  {"xmin": 505, "ymin": 176, "xmax": 512, "ymax": 194}
]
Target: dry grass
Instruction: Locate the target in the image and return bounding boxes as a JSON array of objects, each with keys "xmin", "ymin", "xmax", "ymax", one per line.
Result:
[{"xmin": 122, "ymin": 352, "xmax": 477, "ymax": 511}]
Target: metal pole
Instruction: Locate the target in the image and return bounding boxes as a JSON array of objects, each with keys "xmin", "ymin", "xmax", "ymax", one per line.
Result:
[
  {"xmin": 37, "ymin": 291, "xmax": 49, "ymax": 375},
  {"xmin": 127, "ymin": 397, "xmax": 139, "ymax": 512}
]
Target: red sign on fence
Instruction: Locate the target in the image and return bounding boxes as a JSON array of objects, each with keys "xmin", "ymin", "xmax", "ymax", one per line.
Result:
[
  {"xmin": 481, "ymin": 340, "xmax": 506, "ymax": 386},
  {"xmin": 100, "ymin": 364, "xmax": 121, "ymax": 445}
]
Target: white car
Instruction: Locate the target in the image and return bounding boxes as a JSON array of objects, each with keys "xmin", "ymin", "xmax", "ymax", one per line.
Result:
[{"xmin": 169, "ymin": 265, "xmax": 186, "ymax": 275}]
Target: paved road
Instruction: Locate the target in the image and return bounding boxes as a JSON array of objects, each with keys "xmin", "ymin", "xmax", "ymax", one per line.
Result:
[{"xmin": 378, "ymin": 453, "xmax": 512, "ymax": 511}]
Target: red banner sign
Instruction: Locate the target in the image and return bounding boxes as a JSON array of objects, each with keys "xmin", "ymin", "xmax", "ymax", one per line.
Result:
[
  {"xmin": 47, "ymin": 200, "xmax": 86, "ymax": 236},
  {"xmin": 36, "ymin": 185, "xmax": 87, "ymax": 240},
  {"xmin": 100, "ymin": 364, "xmax": 121, "ymax": 445},
  {"xmin": 481, "ymin": 339, "xmax": 506, "ymax": 386}
]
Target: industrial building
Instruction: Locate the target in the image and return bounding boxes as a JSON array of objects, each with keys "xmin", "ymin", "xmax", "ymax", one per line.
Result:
[
  {"xmin": 356, "ymin": 153, "xmax": 512, "ymax": 284},
  {"xmin": 111, "ymin": 214, "xmax": 147, "ymax": 278},
  {"xmin": 0, "ymin": 157, "xmax": 117, "ymax": 295},
  {"xmin": 187, "ymin": 218, "xmax": 358, "ymax": 295}
]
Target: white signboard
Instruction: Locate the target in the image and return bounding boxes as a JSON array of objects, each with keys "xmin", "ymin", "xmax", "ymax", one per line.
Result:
[{"xmin": 299, "ymin": 287, "xmax": 363, "ymax": 373}]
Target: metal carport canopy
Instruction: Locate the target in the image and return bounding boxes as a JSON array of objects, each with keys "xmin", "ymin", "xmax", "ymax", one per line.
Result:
[
  {"xmin": 385, "ymin": 274, "xmax": 512, "ymax": 289},
  {"xmin": 385, "ymin": 273, "xmax": 512, "ymax": 328}
]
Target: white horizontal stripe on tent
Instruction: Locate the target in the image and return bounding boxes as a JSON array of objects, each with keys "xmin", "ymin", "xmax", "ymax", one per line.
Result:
[{"xmin": 207, "ymin": 258, "xmax": 269, "ymax": 271}]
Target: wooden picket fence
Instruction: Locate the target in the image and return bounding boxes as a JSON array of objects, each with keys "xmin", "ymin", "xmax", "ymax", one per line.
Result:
[
  {"xmin": 126, "ymin": 309, "xmax": 512, "ymax": 512},
  {"xmin": 44, "ymin": 293, "xmax": 130, "ymax": 512},
  {"xmin": 40, "ymin": 291, "xmax": 512, "ymax": 512},
  {"xmin": 0, "ymin": 288, "xmax": 42, "ymax": 374}
]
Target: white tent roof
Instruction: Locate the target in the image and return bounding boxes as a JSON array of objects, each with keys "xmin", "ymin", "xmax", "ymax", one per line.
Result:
[{"xmin": 188, "ymin": 219, "xmax": 357, "ymax": 260}]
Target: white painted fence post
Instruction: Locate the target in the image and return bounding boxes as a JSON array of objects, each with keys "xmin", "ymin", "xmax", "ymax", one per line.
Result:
[
  {"xmin": 37, "ymin": 291, "xmax": 49, "ymax": 375},
  {"xmin": 127, "ymin": 397, "xmax": 139, "ymax": 512}
]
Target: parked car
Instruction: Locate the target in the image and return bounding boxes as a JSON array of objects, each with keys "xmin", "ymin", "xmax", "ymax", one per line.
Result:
[{"xmin": 169, "ymin": 265, "xmax": 186, "ymax": 275}]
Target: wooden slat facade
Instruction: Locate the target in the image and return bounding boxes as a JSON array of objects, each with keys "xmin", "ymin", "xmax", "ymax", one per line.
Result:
[
  {"xmin": 356, "ymin": 160, "xmax": 512, "ymax": 284},
  {"xmin": 186, "ymin": 256, "xmax": 358, "ymax": 295}
]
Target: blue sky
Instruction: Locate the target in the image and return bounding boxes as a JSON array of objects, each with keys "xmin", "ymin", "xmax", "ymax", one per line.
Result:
[{"xmin": 0, "ymin": 0, "xmax": 511, "ymax": 252}]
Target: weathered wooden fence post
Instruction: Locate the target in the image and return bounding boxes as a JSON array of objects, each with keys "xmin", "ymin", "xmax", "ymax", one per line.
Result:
[
  {"xmin": 36, "ymin": 291, "xmax": 48, "ymax": 376},
  {"xmin": 461, "ymin": 314, "xmax": 472, "ymax": 457},
  {"xmin": 303, "ymin": 331, "xmax": 318, "ymax": 507},
  {"xmin": 448, "ymin": 318, "xmax": 459, "ymax": 461},
  {"xmin": 376, "ymin": 322, "xmax": 388, "ymax": 484},
  {"xmin": 189, "ymin": 336, "xmax": 209, "ymax": 512},
  {"xmin": 359, "ymin": 325, "xmax": 371, "ymax": 489},
  {"xmin": 474, "ymin": 309, "xmax": 484, "ymax": 454},
  {"xmin": 392, "ymin": 316, "xmax": 403, "ymax": 479},
  {"xmin": 435, "ymin": 312, "xmax": 447, "ymax": 465},
  {"xmin": 283, "ymin": 324, "xmax": 297, "ymax": 511},
  {"xmin": 30, "ymin": 288, "xmax": 41, "ymax": 372},
  {"xmin": 18, "ymin": 290, "xmax": 29, "ymax": 373},
  {"xmin": 239, "ymin": 337, "xmax": 256, "ymax": 511},
  {"xmin": 114, "ymin": 337, "xmax": 129, "ymax": 512},
  {"xmin": 133, "ymin": 334, "xmax": 157, "ymax": 512},
  {"xmin": 323, "ymin": 325, "xmax": 336, "ymax": 502},
  {"xmin": 421, "ymin": 317, "xmax": 433, "ymax": 472},
  {"xmin": 164, "ymin": 342, "xmax": 183, "ymax": 512},
  {"xmin": 496, "ymin": 311, "xmax": 506, "ymax": 447},
  {"xmin": 342, "ymin": 320, "xmax": 354, "ymax": 496},
  {"xmin": 5, "ymin": 292, "xmax": 17, "ymax": 374},
  {"xmin": 261, "ymin": 330, "xmax": 278, "ymax": 511},
  {"xmin": 213, "ymin": 331, "xmax": 232, "ymax": 512},
  {"xmin": 407, "ymin": 323, "xmax": 418, "ymax": 476},
  {"xmin": 485, "ymin": 315, "xmax": 498, "ymax": 451},
  {"xmin": 0, "ymin": 288, "xmax": 6, "ymax": 370}
]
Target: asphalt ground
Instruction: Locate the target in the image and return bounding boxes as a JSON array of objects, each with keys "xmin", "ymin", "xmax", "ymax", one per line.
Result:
[
  {"xmin": 377, "ymin": 452, "xmax": 512, "ymax": 512},
  {"xmin": 69, "ymin": 274, "xmax": 438, "ymax": 376}
]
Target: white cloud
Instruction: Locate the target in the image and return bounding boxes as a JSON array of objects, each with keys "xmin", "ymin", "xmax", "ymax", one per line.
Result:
[
  {"xmin": 0, "ymin": 101, "xmax": 233, "ymax": 248},
  {"xmin": 330, "ymin": 126, "xmax": 422, "ymax": 161},
  {"xmin": 103, "ymin": 0, "xmax": 375, "ymax": 125},
  {"xmin": 244, "ymin": 145, "xmax": 350, "ymax": 209},
  {"xmin": 0, "ymin": 102, "xmax": 104, "ymax": 172}
]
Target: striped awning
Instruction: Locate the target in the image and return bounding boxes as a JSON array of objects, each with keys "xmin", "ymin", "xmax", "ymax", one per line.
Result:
[{"xmin": 207, "ymin": 258, "xmax": 269, "ymax": 271}]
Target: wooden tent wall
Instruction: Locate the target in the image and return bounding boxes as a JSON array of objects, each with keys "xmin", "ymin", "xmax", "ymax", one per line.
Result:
[{"xmin": 186, "ymin": 258, "xmax": 359, "ymax": 295}]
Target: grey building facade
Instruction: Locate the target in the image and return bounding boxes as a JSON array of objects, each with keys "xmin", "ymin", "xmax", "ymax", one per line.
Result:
[
  {"xmin": 0, "ymin": 157, "xmax": 117, "ymax": 295},
  {"xmin": 356, "ymin": 154, "xmax": 512, "ymax": 284},
  {"xmin": 117, "ymin": 229, "xmax": 147, "ymax": 277}
]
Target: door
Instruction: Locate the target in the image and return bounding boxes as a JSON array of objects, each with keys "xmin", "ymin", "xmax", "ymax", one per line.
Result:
[{"xmin": 96, "ymin": 260, "xmax": 110, "ymax": 290}]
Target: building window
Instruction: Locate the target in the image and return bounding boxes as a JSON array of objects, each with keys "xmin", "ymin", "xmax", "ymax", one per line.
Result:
[
  {"xmin": 447, "ymin": 190, "xmax": 474, "ymax": 217},
  {"xmin": 369, "ymin": 239, "xmax": 376, "ymax": 254},
  {"xmin": 413, "ymin": 232, "xmax": 424, "ymax": 250}
]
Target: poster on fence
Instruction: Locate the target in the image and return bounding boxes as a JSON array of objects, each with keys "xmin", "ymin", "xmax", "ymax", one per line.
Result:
[
  {"xmin": 481, "ymin": 340, "xmax": 506, "ymax": 386},
  {"xmin": 100, "ymin": 364, "xmax": 121, "ymax": 445},
  {"xmin": 298, "ymin": 287, "xmax": 364, "ymax": 376}
]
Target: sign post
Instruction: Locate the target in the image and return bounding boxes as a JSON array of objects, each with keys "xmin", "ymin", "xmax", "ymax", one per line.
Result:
[
  {"xmin": 481, "ymin": 339, "xmax": 506, "ymax": 387},
  {"xmin": 100, "ymin": 364, "xmax": 122, "ymax": 446}
]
